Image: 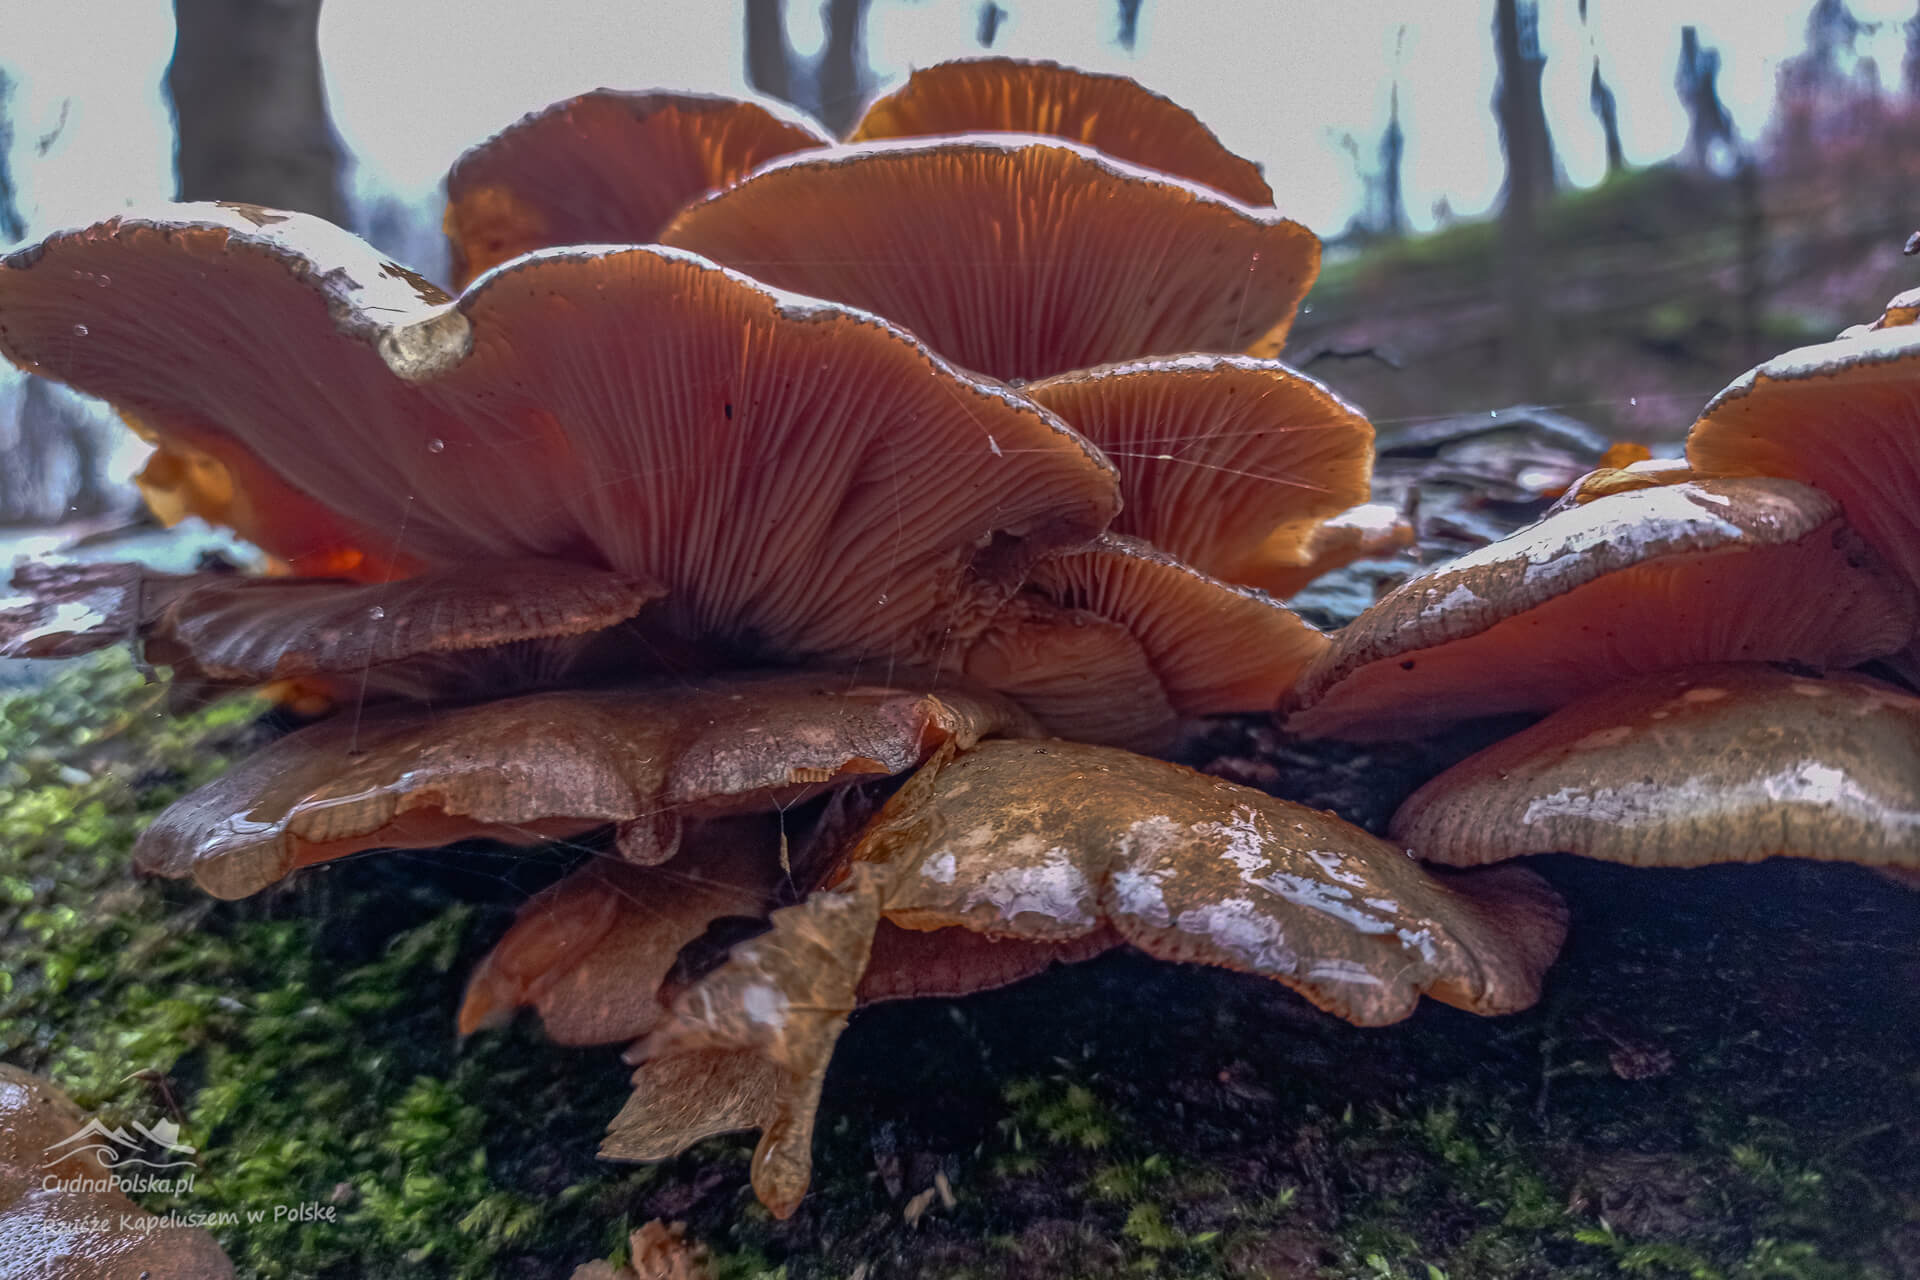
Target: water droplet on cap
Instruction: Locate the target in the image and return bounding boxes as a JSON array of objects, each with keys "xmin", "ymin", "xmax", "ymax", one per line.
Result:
[
  {"xmin": 367, "ymin": 605, "xmax": 385, "ymax": 621},
  {"xmin": 426, "ymin": 438, "xmax": 445, "ymax": 453},
  {"xmin": 71, "ymin": 324, "xmax": 88, "ymax": 337}
]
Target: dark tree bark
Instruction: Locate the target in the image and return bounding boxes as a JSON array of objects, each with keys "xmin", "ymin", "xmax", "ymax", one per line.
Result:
[
  {"xmin": 1493, "ymin": 0, "xmax": 1555, "ymax": 399},
  {"xmin": 1676, "ymin": 27, "xmax": 1734, "ymax": 170},
  {"xmin": 1377, "ymin": 83, "xmax": 1406, "ymax": 238},
  {"xmin": 743, "ymin": 0, "xmax": 873, "ymax": 136},
  {"xmin": 0, "ymin": 72, "xmax": 24, "ymax": 245},
  {"xmin": 745, "ymin": 0, "xmax": 795, "ymax": 106},
  {"xmin": 977, "ymin": 3, "xmax": 1007, "ymax": 48},
  {"xmin": 815, "ymin": 0, "xmax": 873, "ymax": 135},
  {"xmin": 1589, "ymin": 63, "xmax": 1625, "ymax": 175},
  {"xmin": 167, "ymin": 0, "xmax": 344, "ymax": 221},
  {"xmin": 1116, "ymin": 0, "xmax": 1145, "ymax": 51}
]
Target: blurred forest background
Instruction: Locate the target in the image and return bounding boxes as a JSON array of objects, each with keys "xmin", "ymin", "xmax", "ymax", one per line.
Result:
[{"xmin": 1, "ymin": 0, "xmax": 1916, "ymax": 527}]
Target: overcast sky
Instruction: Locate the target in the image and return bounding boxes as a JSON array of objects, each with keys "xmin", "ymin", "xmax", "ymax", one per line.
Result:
[{"xmin": 2, "ymin": 0, "xmax": 1913, "ymax": 255}]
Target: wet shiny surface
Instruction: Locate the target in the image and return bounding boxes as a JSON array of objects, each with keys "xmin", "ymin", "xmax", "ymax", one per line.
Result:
[
  {"xmin": 846, "ymin": 740, "xmax": 1566, "ymax": 1025},
  {"xmin": 0, "ymin": 1064, "xmax": 232, "ymax": 1279},
  {"xmin": 1393, "ymin": 663, "xmax": 1920, "ymax": 869},
  {"xmin": 134, "ymin": 672, "xmax": 1035, "ymax": 900}
]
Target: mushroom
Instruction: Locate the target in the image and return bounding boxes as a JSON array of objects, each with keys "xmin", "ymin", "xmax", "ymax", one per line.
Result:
[
  {"xmin": 1688, "ymin": 321, "xmax": 1920, "ymax": 671},
  {"xmin": 1, "ymin": 1064, "xmax": 233, "ymax": 1279},
  {"xmin": 848, "ymin": 57, "xmax": 1274, "ymax": 206},
  {"xmin": 135, "ymin": 672, "xmax": 1035, "ymax": 899},
  {"xmin": 0, "ymin": 205, "xmax": 1118, "ymax": 669},
  {"xmin": 658, "ymin": 137, "xmax": 1318, "ymax": 381},
  {"xmin": 961, "ymin": 534, "xmax": 1329, "ymax": 750},
  {"xmin": 1023, "ymin": 355, "xmax": 1374, "ymax": 594},
  {"xmin": 2, "ymin": 557, "xmax": 665, "ymax": 703},
  {"xmin": 1391, "ymin": 663, "xmax": 1920, "ymax": 875},
  {"xmin": 1281, "ymin": 477, "xmax": 1918, "ymax": 741},
  {"xmin": 614, "ymin": 739, "xmax": 1568, "ymax": 1215},
  {"xmin": 444, "ymin": 90, "xmax": 831, "ymax": 286}
]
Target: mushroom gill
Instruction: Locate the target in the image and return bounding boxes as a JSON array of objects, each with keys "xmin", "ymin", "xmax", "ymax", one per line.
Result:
[
  {"xmin": 659, "ymin": 137, "xmax": 1319, "ymax": 381},
  {"xmin": 444, "ymin": 89, "xmax": 831, "ymax": 286}
]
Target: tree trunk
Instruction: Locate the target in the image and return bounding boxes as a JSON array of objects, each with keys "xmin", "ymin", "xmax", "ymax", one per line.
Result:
[
  {"xmin": 1494, "ymin": 0, "xmax": 1554, "ymax": 400},
  {"xmin": 745, "ymin": 0, "xmax": 795, "ymax": 106},
  {"xmin": 167, "ymin": 0, "xmax": 344, "ymax": 221},
  {"xmin": 815, "ymin": 0, "xmax": 874, "ymax": 135},
  {"xmin": 1590, "ymin": 63, "xmax": 1625, "ymax": 176}
]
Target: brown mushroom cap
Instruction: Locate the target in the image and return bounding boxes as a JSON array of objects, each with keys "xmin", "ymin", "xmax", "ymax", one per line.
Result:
[
  {"xmin": 459, "ymin": 816, "xmax": 787, "ymax": 1045},
  {"xmin": 0, "ymin": 206, "xmax": 1117, "ymax": 667},
  {"xmin": 2, "ymin": 557, "xmax": 660, "ymax": 689},
  {"xmin": 961, "ymin": 535, "xmax": 1329, "ymax": 751},
  {"xmin": 605, "ymin": 866, "xmax": 885, "ymax": 1219},
  {"xmin": 843, "ymin": 739, "xmax": 1567, "ymax": 1023},
  {"xmin": 1023, "ymin": 355, "xmax": 1374, "ymax": 593},
  {"xmin": 134, "ymin": 672, "xmax": 1036, "ymax": 899},
  {"xmin": 659, "ymin": 137, "xmax": 1319, "ymax": 381},
  {"xmin": 1282, "ymin": 477, "xmax": 1918, "ymax": 741},
  {"xmin": 1, "ymin": 1064, "xmax": 234, "ymax": 1278},
  {"xmin": 1688, "ymin": 324, "xmax": 1920, "ymax": 669},
  {"xmin": 444, "ymin": 89, "xmax": 832, "ymax": 286},
  {"xmin": 848, "ymin": 57, "xmax": 1273, "ymax": 206},
  {"xmin": 608, "ymin": 741, "xmax": 1565, "ymax": 1217},
  {"xmin": 1392, "ymin": 663, "xmax": 1920, "ymax": 872}
]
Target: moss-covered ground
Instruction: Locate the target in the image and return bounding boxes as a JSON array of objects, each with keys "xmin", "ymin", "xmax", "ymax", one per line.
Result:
[{"xmin": 2, "ymin": 651, "xmax": 1916, "ymax": 1279}]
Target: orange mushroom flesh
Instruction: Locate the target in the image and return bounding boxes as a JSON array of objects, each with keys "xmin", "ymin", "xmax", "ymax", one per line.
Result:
[
  {"xmin": 1282, "ymin": 477, "xmax": 1918, "ymax": 742},
  {"xmin": 2, "ymin": 1064, "xmax": 234, "ymax": 1278},
  {"xmin": 1688, "ymin": 323, "xmax": 1920, "ymax": 670},
  {"xmin": 659, "ymin": 137, "xmax": 1319, "ymax": 382},
  {"xmin": 443, "ymin": 89, "xmax": 831, "ymax": 287},
  {"xmin": 960, "ymin": 535, "xmax": 1329, "ymax": 751},
  {"xmin": 1023, "ymin": 355, "xmax": 1374, "ymax": 593},
  {"xmin": 0, "ymin": 207, "xmax": 1117, "ymax": 669},
  {"xmin": 1392, "ymin": 664, "xmax": 1920, "ymax": 873},
  {"xmin": 615, "ymin": 740, "xmax": 1567, "ymax": 1216},
  {"xmin": 134, "ymin": 673, "xmax": 1036, "ymax": 900},
  {"xmin": 848, "ymin": 57, "xmax": 1274, "ymax": 206}
]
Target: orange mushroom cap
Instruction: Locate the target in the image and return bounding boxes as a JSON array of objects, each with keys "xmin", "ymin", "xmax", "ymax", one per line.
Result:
[
  {"xmin": 961, "ymin": 535, "xmax": 1330, "ymax": 751},
  {"xmin": 660, "ymin": 137, "xmax": 1319, "ymax": 381},
  {"xmin": 1392, "ymin": 664, "xmax": 1920, "ymax": 872},
  {"xmin": 1023, "ymin": 355, "xmax": 1374, "ymax": 593},
  {"xmin": 849, "ymin": 57, "xmax": 1273, "ymax": 206},
  {"xmin": 1688, "ymin": 323, "xmax": 1920, "ymax": 671},
  {"xmin": 443, "ymin": 89, "xmax": 831, "ymax": 287},
  {"xmin": 0, "ymin": 205, "xmax": 1117, "ymax": 669},
  {"xmin": 1282, "ymin": 477, "xmax": 1918, "ymax": 741}
]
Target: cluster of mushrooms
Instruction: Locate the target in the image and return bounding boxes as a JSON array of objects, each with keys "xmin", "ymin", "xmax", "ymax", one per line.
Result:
[{"xmin": 2, "ymin": 58, "xmax": 1917, "ymax": 1231}]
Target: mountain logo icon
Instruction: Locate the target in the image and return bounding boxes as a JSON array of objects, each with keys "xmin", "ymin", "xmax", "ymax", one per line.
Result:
[{"xmin": 41, "ymin": 1114, "xmax": 198, "ymax": 1171}]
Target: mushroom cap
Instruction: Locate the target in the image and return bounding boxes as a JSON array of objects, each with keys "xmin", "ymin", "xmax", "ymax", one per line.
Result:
[
  {"xmin": 1688, "ymin": 323, "xmax": 1920, "ymax": 669},
  {"xmin": 1282, "ymin": 477, "xmax": 1918, "ymax": 741},
  {"xmin": 458, "ymin": 816, "xmax": 787, "ymax": 1045},
  {"xmin": 845, "ymin": 739, "xmax": 1567, "ymax": 1024},
  {"xmin": 962, "ymin": 534, "xmax": 1329, "ymax": 751},
  {"xmin": 2, "ymin": 557, "xmax": 660, "ymax": 684},
  {"xmin": 1, "ymin": 1064, "xmax": 234, "ymax": 1278},
  {"xmin": 1392, "ymin": 663, "xmax": 1920, "ymax": 872},
  {"xmin": 134, "ymin": 672, "xmax": 1036, "ymax": 899},
  {"xmin": 606, "ymin": 866, "xmax": 885, "ymax": 1219},
  {"xmin": 1023, "ymin": 355, "xmax": 1374, "ymax": 593},
  {"xmin": 659, "ymin": 137, "xmax": 1319, "ymax": 381},
  {"xmin": 848, "ymin": 57, "xmax": 1273, "ymax": 206},
  {"xmin": 443, "ymin": 89, "xmax": 831, "ymax": 286},
  {"xmin": 0, "ymin": 205, "xmax": 1117, "ymax": 668}
]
